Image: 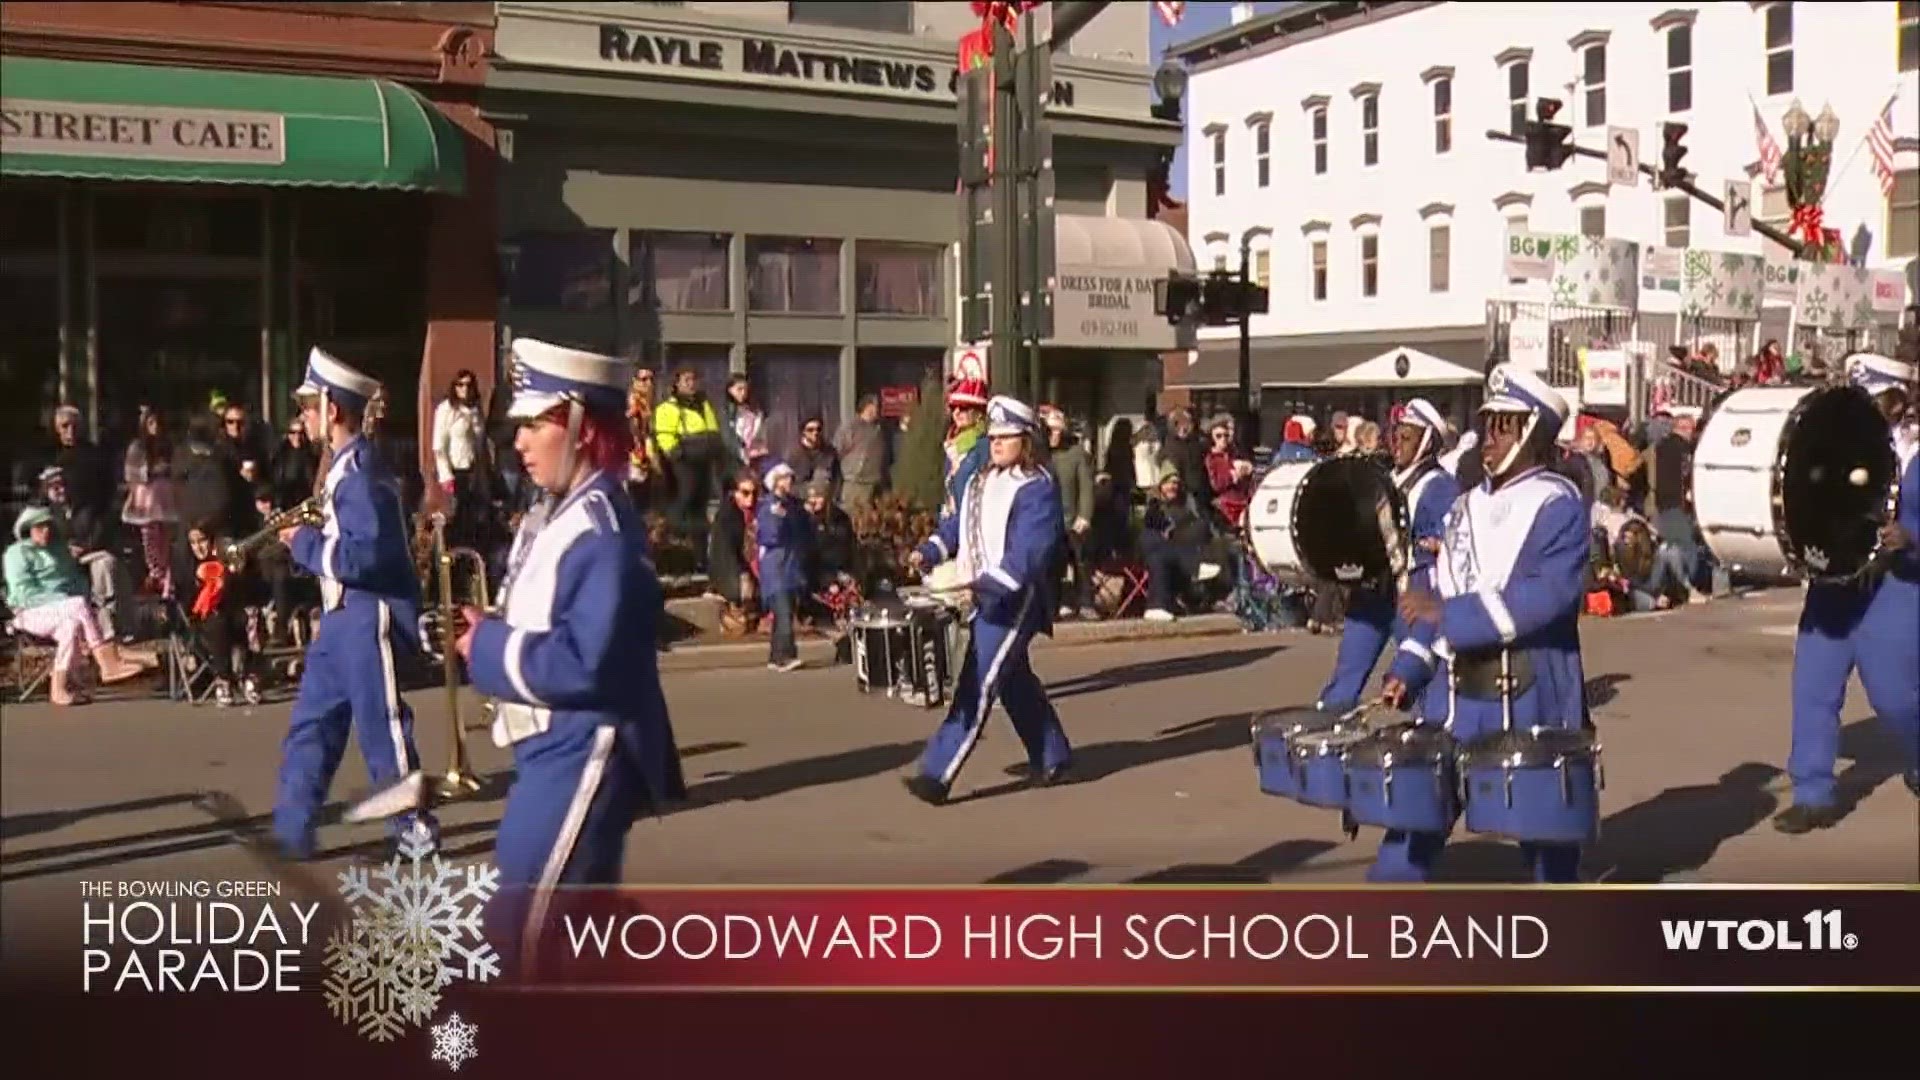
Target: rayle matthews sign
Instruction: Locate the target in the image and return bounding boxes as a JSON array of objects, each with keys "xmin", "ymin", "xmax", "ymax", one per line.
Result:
[{"xmin": 1, "ymin": 98, "xmax": 286, "ymax": 165}]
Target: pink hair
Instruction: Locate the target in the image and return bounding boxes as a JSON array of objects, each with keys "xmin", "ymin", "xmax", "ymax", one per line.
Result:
[{"xmin": 536, "ymin": 403, "xmax": 633, "ymax": 474}]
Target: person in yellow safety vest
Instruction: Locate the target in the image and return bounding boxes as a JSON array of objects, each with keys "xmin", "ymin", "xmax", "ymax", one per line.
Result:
[{"xmin": 652, "ymin": 367, "xmax": 726, "ymax": 562}]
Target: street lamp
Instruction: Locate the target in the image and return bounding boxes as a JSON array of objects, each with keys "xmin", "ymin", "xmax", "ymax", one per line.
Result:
[
  {"xmin": 1152, "ymin": 58, "xmax": 1187, "ymax": 122},
  {"xmin": 1780, "ymin": 99, "xmax": 1842, "ymax": 262},
  {"xmin": 1237, "ymin": 225, "xmax": 1273, "ymax": 437},
  {"xmin": 1812, "ymin": 103, "xmax": 1840, "ymax": 143}
]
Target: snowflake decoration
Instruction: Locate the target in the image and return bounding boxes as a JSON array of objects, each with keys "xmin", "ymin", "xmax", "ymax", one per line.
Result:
[
  {"xmin": 1551, "ymin": 276, "xmax": 1579, "ymax": 306},
  {"xmin": 1683, "ymin": 249, "xmax": 1713, "ymax": 284},
  {"xmin": 1848, "ymin": 295, "xmax": 1874, "ymax": 330},
  {"xmin": 323, "ymin": 833, "xmax": 502, "ymax": 1043},
  {"xmin": 1732, "ymin": 289, "xmax": 1756, "ymax": 316},
  {"xmin": 1553, "ymin": 234, "xmax": 1580, "ymax": 262},
  {"xmin": 1719, "ymin": 252, "xmax": 1750, "ymax": 274},
  {"xmin": 431, "ymin": 1012, "xmax": 480, "ymax": 1072},
  {"xmin": 1584, "ymin": 235, "xmax": 1609, "ymax": 259},
  {"xmin": 1701, "ymin": 276, "xmax": 1726, "ymax": 307},
  {"xmin": 1800, "ymin": 286, "xmax": 1830, "ymax": 327}
]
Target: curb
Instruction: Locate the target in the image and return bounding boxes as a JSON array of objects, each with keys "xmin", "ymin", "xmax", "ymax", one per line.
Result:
[{"xmin": 658, "ymin": 613, "xmax": 1248, "ymax": 674}]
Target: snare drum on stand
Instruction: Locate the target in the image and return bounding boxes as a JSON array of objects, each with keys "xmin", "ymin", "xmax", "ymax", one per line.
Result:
[{"xmin": 1690, "ymin": 385, "xmax": 1901, "ymax": 583}]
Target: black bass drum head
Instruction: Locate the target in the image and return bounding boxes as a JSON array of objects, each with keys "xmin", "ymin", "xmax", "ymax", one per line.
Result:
[
  {"xmin": 1778, "ymin": 385, "xmax": 1898, "ymax": 582},
  {"xmin": 1290, "ymin": 456, "xmax": 1409, "ymax": 589}
]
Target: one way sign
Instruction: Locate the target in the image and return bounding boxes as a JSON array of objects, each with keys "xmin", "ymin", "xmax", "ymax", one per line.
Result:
[
  {"xmin": 1725, "ymin": 179, "xmax": 1753, "ymax": 237},
  {"xmin": 1607, "ymin": 126, "xmax": 1639, "ymax": 188}
]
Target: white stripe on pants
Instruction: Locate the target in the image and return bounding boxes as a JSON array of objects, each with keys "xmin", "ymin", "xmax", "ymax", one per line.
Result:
[{"xmin": 13, "ymin": 596, "xmax": 106, "ymax": 673}]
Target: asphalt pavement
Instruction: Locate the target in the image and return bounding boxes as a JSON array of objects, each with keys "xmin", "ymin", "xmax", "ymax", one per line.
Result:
[{"xmin": 3, "ymin": 590, "xmax": 1914, "ymax": 935}]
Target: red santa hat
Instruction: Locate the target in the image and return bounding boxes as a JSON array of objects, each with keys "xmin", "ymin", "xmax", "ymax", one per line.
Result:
[{"xmin": 946, "ymin": 376, "xmax": 989, "ymax": 408}]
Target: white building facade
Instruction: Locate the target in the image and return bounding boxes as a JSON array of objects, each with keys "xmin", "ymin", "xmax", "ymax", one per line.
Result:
[{"xmin": 1168, "ymin": 0, "xmax": 1920, "ymax": 430}]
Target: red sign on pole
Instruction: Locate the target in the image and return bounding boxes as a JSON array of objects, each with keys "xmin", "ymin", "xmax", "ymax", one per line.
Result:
[{"xmin": 879, "ymin": 386, "xmax": 919, "ymax": 419}]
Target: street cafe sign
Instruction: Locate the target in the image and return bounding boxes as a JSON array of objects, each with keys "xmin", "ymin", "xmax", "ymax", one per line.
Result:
[{"xmin": 0, "ymin": 98, "xmax": 286, "ymax": 165}]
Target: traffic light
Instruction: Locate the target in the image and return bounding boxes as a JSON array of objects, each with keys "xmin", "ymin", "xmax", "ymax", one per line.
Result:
[
  {"xmin": 1154, "ymin": 272, "xmax": 1203, "ymax": 325},
  {"xmin": 1523, "ymin": 98, "xmax": 1572, "ymax": 170},
  {"xmin": 1658, "ymin": 122, "xmax": 1690, "ymax": 189}
]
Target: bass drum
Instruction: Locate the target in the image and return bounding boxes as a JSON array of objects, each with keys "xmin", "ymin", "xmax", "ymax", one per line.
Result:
[
  {"xmin": 1246, "ymin": 460, "xmax": 1314, "ymax": 584},
  {"xmin": 1292, "ymin": 456, "xmax": 1411, "ymax": 590},
  {"xmin": 1691, "ymin": 386, "xmax": 1899, "ymax": 582}
]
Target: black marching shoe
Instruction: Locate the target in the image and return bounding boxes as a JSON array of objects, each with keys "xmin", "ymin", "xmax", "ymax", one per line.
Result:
[
  {"xmin": 902, "ymin": 775, "xmax": 950, "ymax": 806},
  {"xmin": 1032, "ymin": 764, "xmax": 1072, "ymax": 788},
  {"xmin": 1771, "ymin": 804, "xmax": 1843, "ymax": 835}
]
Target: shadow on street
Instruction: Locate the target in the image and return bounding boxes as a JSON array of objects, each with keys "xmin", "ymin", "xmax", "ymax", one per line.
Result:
[{"xmin": 1047, "ymin": 646, "xmax": 1282, "ymax": 701}]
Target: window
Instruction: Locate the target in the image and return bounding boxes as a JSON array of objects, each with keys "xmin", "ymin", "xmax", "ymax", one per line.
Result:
[
  {"xmin": 1255, "ymin": 122, "xmax": 1271, "ymax": 188},
  {"xmin": 1505, "ymin": 214, "xmax": 1529, "ymax": 285},
  {"xmin": 1892, "ymin": 170, "xmax": 1919, "ymax": 258},
  {"xmin": 1664, "ymin": 197, "xmax": 1691, "ymax": 248},
  {"xmin": 1359, "ymin": 234, "xmax": 1379, "ymax": 298},
  {"xmin": 1903, "ymin": 1, "xmax": 1919, "ymax": 72},
  {"xmin": 747, "ymin": 237, "xmax": 842, "ymax": 313},
  {"xmin": 856, "ymin": 241, "xmax": 942, "ymax": 316},
  {"xmin": 1667, "ymin": 25, "xmax": 1692, "ymax": 113},
  {"xmin": 1433, "ymin": 78, "xmax": 1452, "ymax": 154},
  {"xmin": 628, "ymin": 231, "xmax": 729, "ymax": 312},
  {"xmin": 1253, "ymin": 249, "xmax": 1271, "ymax": 288},
  {"xmin": 1508, "ymin": 61, "xmax": 1530, "ymax": 134},
  {"xmin": 788, "ymin": 1, "xmax": 909, "ymax": 33},
  {"xmin": 1311, "ymin": 108, "xmax": 1328, "ymax": 174},
  {"xmin": 1580, "ymin": 205, "xmax": 1607, "ymax": 238},
  {"xmin": 1765, "ymin": 3, "xmax": 1794, "ymax": 95},
  {"xmin": 1583, "ymin": 44, "xmax": 1607, "ymax": 127},
  {"xmin": 1310, "ymin": 240, "xmax": 1328, "ymax": 300},
  {"xmin": 1359, "ymin": 94, "xmax": 1380, "ymax": 167},
  {"xmin": 504, "ymin": 231, "xmax": 613, "ymax": 312},
  {"xmin": 1212, "ymin": 129, "xmax": 1227, "ymax": 196},
  {"xmin": 1428, "ymin": 225, "xmax": 1450, "ymax": 293}
]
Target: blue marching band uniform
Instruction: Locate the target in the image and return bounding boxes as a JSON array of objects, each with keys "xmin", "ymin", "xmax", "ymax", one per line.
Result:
[
  {"xmin": 274, "ymin": 348, "xmax": 437, "ymax": 860},
  {"xmin": 1316, "ymin": 398, "xmax": 1461, "ymax": 714},
  {"xmin": 905, "ymin": 397, "xmax": 1073, "ymax": 804},
  {"xmin": 1374, "ymin": 367, "xmax": 1593, "ymax": 882},
  {"xmin": 463, "ymin": 338, "xmax": 686, "ymax": 967},
  {"xmin": 1780, "ymin": 353, "xmax": 1920, "ymax": 831}
]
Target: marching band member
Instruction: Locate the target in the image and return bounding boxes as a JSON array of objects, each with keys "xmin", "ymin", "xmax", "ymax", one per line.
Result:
[
  {"xmin": 272, "ymin": 348, "xmax": 436, "ymax": 860},
  {"xmin": 456, "ymin": 339, "xmax": 686, "ymax": 969},
  {"xmin": 941, "ymin": 375, "xmax": 992, "ymax": 523},
  {"xmin": 905, "ymin": 396, "xmax": 1070, "ymax": 804},
  {"xmin": 1383, "ymin": 366, "xmax": 1592, "ymax": 882},
  {"xmin": 1316, "ymin": 399, "xmax": 1459, "ymax": 713},
  {"xmin": 1775, "ymin": 354, "xmax": 1919, "ymax": 832}
]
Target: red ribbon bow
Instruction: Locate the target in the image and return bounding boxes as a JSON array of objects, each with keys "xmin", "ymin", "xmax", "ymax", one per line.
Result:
[{"xmin": 1789, "ymin": 203, "xmax": 1825, "ymax": 247}]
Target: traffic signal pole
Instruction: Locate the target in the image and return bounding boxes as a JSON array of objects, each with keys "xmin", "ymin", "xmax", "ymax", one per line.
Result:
[{"xmin": 1486, "ymin": 128, "xmax": 1807, "ymax": 257}]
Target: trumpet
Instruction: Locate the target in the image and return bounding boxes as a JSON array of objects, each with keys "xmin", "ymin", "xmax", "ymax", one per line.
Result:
[{"xmin": 218, "ymin": 498, "xmax": 325, "ymax": 573}]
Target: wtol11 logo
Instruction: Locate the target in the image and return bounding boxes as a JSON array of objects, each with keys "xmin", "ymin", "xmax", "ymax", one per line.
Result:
[{"xmin": 1659, "ymin": 909, "xmax": 1859, "ymax": 952}]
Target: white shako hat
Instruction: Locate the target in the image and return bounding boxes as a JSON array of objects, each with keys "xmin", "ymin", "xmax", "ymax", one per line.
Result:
[
  {"xmin": 506, "ymin": 338, "xmax": 632, "ymax": 420},
  {"xmin": 1478, "ymin": 364, "xmax": 1570, "ymax": 475},
  {"xmin": 295, "ymin": 347, "xmax": 381, "ymax": 412},
  {"xmin": 1848, "ymin": 353, "xmax": 1916, "ymax": 395},
  {"xmin": 985, "ymin": 395, "xmax": 1039, "ymax": 438}
]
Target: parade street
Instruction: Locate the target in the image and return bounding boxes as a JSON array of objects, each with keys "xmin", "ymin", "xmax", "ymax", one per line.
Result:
[{"xmin": 3, "ymin": 588, "xmax": 1915, "ymax": 940}]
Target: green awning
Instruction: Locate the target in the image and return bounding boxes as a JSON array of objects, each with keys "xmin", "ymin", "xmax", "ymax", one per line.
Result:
[{"xmin": 0, "ymin": 56, "xmax": 466, "ymax": 194}]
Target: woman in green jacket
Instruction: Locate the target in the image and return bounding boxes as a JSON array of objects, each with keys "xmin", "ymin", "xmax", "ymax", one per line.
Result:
[{"xmin": 5, "ymin": 507, "xmax": 151, "ymax": 704}]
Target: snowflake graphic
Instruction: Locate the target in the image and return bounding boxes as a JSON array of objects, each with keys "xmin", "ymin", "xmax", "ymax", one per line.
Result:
[
  {"xmin": 1732, "ymin": 289, "xmax": 1756, "ymax": 316},
  {"xmin": 431, "ymin": 1012, "xmax": 480, "ymax": 1072},
  {"xmin": 1683, "ymin": 249, "xmax": 1713, "ymax": 285},
  {"xmin": 322, "ymin": 834, "xmax": 502, "ymax": 1043},
  {"xmin": 1701, "ymin": 277, "xmax": 1726, "ymax": 307},
  {"xmin": 1719, "ymin": 252, "xmax": 1750, "ymax": 274},
  {"xmin": 1584, "ymin": 235, "xmax": 1609, "ymax": 259},
  {"xmin": 1800, "ymin": 286, "xmax": 1830, "ymax": 327},
  {"xmin": 1552, "ymin": 234, "xmax": 1580, "ymax": 262},
  {"xmin": 1848, "ymin": 296, "xmax": 1874, "ymax": 330},
  {"xmin": 1551, "ymin": 276, "xmax": 1579, "ymax": 305}
]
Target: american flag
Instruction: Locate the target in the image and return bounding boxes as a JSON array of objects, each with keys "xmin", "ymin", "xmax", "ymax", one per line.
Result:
[
  {"xmin": 1752, "ymin": 102, "xmax": 1781, "ymax": 186},
  {"xmin": 1867, "ymin": 95, "xmax": 1898, "ymax": 198},
  {"xmin": 1155, "ymin": 1, "xmax": 1186, "ymax": 28}
]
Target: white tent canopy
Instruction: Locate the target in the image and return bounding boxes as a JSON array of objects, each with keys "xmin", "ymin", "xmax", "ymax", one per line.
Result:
[{"xmin": 1324, "ymin": 347, "xmax": 1483, "ymax": 386}]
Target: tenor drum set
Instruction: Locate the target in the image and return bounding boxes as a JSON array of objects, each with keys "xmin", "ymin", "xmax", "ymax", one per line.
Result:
[
  {"xmin": 1244, "ymin": 453, "xmax": 1605, "ymax": 845},
  {"xmin": 1690, "ymin": 383, "xmax": 1902, "ymax": 584},
  {"xmin": 849, "ymin": 561, "xmax": 967, "ymax": 709}
]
